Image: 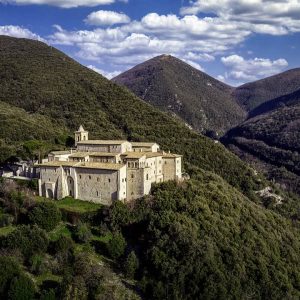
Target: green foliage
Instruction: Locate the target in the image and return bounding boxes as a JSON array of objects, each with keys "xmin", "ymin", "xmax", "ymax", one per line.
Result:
[
  {"xmin": 107, "ymin": 232, "xmax": 126, "ymax": 260},
  {"xmin": 108, "ymin": 201, "xmax": 132, "ymax": 230},
  {"xmin": 8, "ymin": 274, "xmax": 36, "ymax": 300},
  {"xmin": 106, "ymin": 177, "xmax": 300, "ymax": 299},
  {"xmin": 73, "ymin": 223, "xmax": 92, "ymax": 244},
  {"xmin": 0, "ymin": 257, "xmax": 21, "ymax": 298},
  {"xmin": 0, "ymin": 213, "xmax": 14, "ymax": 227},
  {"xmin": 52, "ymin": 235, "xmax": 74, "ymax": 254},
  {"xmin": 29, "ymin": 202, "xmax": 62, "ymax": 231},
  {"xmin": 39, "ymin": 289, "xmax": 56, "ymax": 300},
  {"xmin": 4, "ymin": 225, "xmax": 49, "ymax": 259},
  {"xmin": 124, "ymin": 251, "xmax": 139, "ymax": 279}
]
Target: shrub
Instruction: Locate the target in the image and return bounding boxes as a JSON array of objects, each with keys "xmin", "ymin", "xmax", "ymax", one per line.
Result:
[
  {"xmin": 8, "ymin": 274, "xmax": 35, "ymax": 300},
  {"xmin": 124, "ymin": 251, "xmax": 139, "ymax": 279},
  {"xmin": 0, "ymin": 257, "xmax": 21, "ymax": 298},
  {"xmin": 107, "ymin": 232, "xmax": 126, "ymax": 260},
  {"xmin": 29, "ymin": 202, "xmax": 61, "ymax": 231},
  {"xmin": 4, "ymin": 225, "xmax": 49, "ymax": 260},
  {"xmin": 73, "ymin": 223, "xmax": 92, "ymax": 244}
]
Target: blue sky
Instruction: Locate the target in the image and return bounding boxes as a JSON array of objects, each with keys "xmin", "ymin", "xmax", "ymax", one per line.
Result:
[{"xmin": 0, "ymin": 0, "xmax": 299, "ymax": 85}]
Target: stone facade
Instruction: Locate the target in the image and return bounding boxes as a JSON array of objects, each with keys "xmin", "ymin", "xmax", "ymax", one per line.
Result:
[{"xmin": 38, "ymin": 126, "xmax": 182, "ymax": 205}]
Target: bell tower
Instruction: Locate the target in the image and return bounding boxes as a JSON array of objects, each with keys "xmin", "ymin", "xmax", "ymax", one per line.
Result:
[{"xmin": 75, "ymin": 125, "xmax": 89, "ymax": 146}]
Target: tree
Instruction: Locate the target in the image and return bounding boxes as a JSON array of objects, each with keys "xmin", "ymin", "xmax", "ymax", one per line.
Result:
[
  {"xmin": 124, "ymin": 251, "xmax": 139, "ymax": 279},
  {"xmin": 8, "ymin": 274, "xmax": 35, "ymax": 300},
  {"xmin": 107, "ymin": 232, "xmax": 126, "ymax": 260},
  {"xmin": 5, "ymin": 225, "xmax": 49, "ymax": 260},
  {"xmin": 29, "ymin": 202, "xmax": 61, "ymax": 231}
]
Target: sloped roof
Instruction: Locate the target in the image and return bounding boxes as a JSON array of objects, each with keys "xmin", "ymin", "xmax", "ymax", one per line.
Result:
[
  {"xmin": 131, "ymin": 142, "xmax": 158, "ymax": 147},
  {"xmin": 77, "ymin": 140, "xmax": 128, "ymax": 145}
]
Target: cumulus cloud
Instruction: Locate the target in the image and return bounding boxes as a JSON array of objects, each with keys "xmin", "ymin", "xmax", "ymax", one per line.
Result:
[
  {"xmin": 87, "ymin": 65, "xmax": 121, "ymax": 79},
  {"xmin": 220, "ymin": 54, "xmax": 288, "ymax": 84},
  {"xmin": 44, "ymin": 8, "xmax": 296, "ymax": 82},
  {"xmin": 0, "ymin": 0, "xmax": 126, "ymax": 8},
  {"xmin": 48, "ymin": 13, "xmax": 251, "ymax": 73},
  {"xmin": 0, "ymin": 25, "xmax": 44, "ymax": 41},
  {"xmin": 85, "ymin": 10, "xmax": 130, "ymax": 26},
  {"xmin": 181, "ymin": 0, "xmax": 300, "ymax": 35}
]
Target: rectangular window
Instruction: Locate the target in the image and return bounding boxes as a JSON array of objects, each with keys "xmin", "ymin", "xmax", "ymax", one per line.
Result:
[{"xmin": 108, "ymin": 178, "xmax": 111, "ymax": 183}]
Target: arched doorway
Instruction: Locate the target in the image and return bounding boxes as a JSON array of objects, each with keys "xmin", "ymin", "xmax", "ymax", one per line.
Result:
[
  {"xmin": 47, "ymin": 189, "xmax": 54, "ymax": 199},
  {"xmin": 67, "ymin": 176, "xmax": 75, "ymax": 197}
]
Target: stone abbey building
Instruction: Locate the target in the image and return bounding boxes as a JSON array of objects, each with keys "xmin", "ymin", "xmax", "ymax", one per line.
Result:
[{"xmin": 38, "ymin": 126, "xmax": 182, "ymax": 205}]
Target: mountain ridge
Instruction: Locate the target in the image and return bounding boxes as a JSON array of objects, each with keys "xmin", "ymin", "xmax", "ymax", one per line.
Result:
[{"xmin": 113, "ymin": 54, "xmax": 246, "ymax": 136}]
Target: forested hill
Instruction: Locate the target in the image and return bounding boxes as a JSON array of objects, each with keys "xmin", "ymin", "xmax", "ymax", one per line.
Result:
[
  {"xmin": 0, "ymin": 35, "xmax": 258, "ymax": 196},
  {"xmin": 113, "ymin": 54, "xmax": 245, "ymax": 136},
  {"xmin": 234, "ymin": 68, "xmax": 300, "ymax": 111},
  {"xmin": 2, "ymin": 36, "xmax": 300, "ymax": 299},
  {"xmin": 223, "ymin": 89, "xmax": 300, "ymax": 195}
]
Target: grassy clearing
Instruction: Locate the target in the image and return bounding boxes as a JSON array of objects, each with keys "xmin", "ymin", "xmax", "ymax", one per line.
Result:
[
  {"xmin": 36, "ymin": 196, "xmax": 102, "ymax": 213},
  {"xmin": 49, "ymin": 223, "xmax": 72, "ymax": 241},
  {"xmin": 35, "ymin": 273, "xmax": 62, "ymax": 286}
]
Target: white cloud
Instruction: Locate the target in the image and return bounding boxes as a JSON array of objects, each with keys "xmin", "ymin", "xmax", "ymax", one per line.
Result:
[
  {"xmin": 85, "ymin": 10, "xmax": 130, "ymax": 26},
  {"xmin": 0, "ymin": 25, "xmax": 44, "ymax": 41},
  {"xmin": 0, "ymin": 0, "xmax": 127, "ymax": 8},
  {"xmin": 220, "ymin": 54, "xmax": 288, "ymax": 84},
  {"xmin": 87, "ymin": 65, "xmax": 121, "ymax": 79},
  {"xmin": 181, "ymin": 0, "xmax": 300, "ymax": 35},
  {"xmin": 48, "ymin": 13, "xmax": 251, "ymax": 73}
]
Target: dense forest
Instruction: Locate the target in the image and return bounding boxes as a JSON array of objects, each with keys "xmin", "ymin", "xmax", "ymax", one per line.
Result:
[{"xmin": 1, "ymin": 173, "xmax": 300, "ymax": 299}]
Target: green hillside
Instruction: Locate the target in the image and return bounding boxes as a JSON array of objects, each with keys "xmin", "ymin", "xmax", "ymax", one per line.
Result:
[
  {"xmin": 0, "ymin": 35, "xmax": 259, "ymax": 197},
  {"xmin": 113, "ymin": 54, "xmax": 245, "ymax": 136},
  {"xmin": 223, "ymin": 90, "xmax": 300, "ymax": 195},
  {"xmin": 103, "ymin": 172, "xmax": 300, "ymax": 299}
]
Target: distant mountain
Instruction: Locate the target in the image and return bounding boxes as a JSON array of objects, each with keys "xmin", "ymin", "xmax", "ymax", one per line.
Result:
[
  {"xmin": 113, "ymin": 55, "xmax": 246, "ymax": 136},
  {"xmin": 249, "ymin": 88, "xmax": 300, "ymax": 118},
  {"xmin": 0, "ymin": 35, "xmax": 258, "ymax": 195},
  {"xmin": 223, "ymin": 89, "xmax": 300, "ymax": 194},
  {"xmin": 234, "ymin": 68, "xmax": 300, "ymax": 111}
]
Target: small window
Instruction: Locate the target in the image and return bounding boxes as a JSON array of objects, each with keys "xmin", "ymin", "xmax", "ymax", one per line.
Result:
[
  {"xmin": 165, "ymin": 161, "xmax": 167, "ymax": 164},
  {"xmin": 96, "ymin": 191, "xmax": 99, "ymax": 197},
  {"xmin": 89, "ymin": 176, "xmax": 91, "ymax": 180},
  {"xmin": 49, "ymin": 178, "xmax": 51, "ymax": 182},
  {"xmin": 146, "ymin": 174, "xmax": 149, "ymax": 180},
  {"xmin": 108, "ymin": 178, "xmax": 111, "ymax": 183},
  {"xmin": 97, "ymin": 177, "xmax": 100, "ymax": 182},
  {"xmin": 131, "ymin": 174, "xmax": 134, "ymax": 179}
]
